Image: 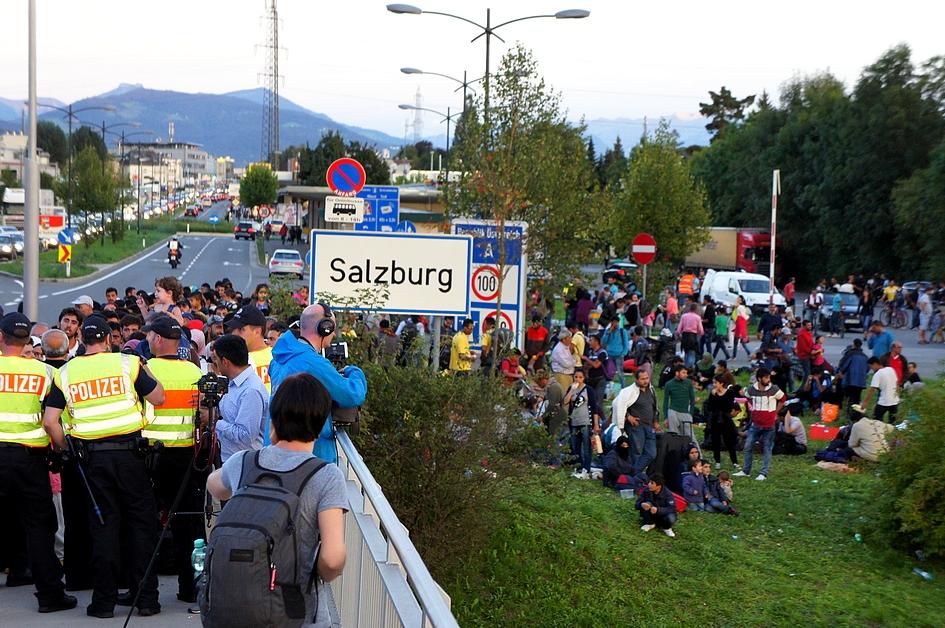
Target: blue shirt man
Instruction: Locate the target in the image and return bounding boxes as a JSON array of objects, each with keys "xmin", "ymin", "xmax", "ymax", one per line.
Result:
[
  {"xmin": 212, "ymin": 334, "xmax": 269, "ymax": 462},
  {"xmin": 269, "ymin": 303, "xmax": 367, "ymax": 464},
  {"xmin": 866, "ymin": 324, "xmax": 894, "ymax": 359}
]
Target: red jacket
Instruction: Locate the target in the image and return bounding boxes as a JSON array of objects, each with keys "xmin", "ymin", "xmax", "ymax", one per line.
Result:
[{"xmin": 795, "ymin": 328, "xmax": 813, "ymax": 359}]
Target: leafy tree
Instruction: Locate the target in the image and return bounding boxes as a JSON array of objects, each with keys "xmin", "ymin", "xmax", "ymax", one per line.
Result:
[
  {"xmin": 453, "ymin": 45, "xmax": 599, "ymax": 367},
  {"xmin": 39, "ymin": 172, "xmax": 56, "ymax": 190},
  {"xmin": 608, "ymin": 120, "xmax": 711, "ymax": 262},
  {"xmin": 348, "ymin": 141, "xmax": 390, "ymax": 184},
  {"xmin": 302, "ymin": 132, "xmax": 346, "ymax": 187},
  {"xmin": 71, "ymin": 126, "xmax": 107, "ymax": 161},
  {"xmin": 699, "ymin": 86, "xmax": 755, "ymax": 141},
  {"xmin": 71, "ymin": 147, "xmax": 115, "ymax": 247},
  {"xmin": 893, "ymin": 138, "xmax": 945, "ymax": 277},
  {"xmin": 598, "ymin": 136, "xmax": 627, "ymax": 189},
  {"xmin": 240, "ymin": 163, "xmax": 279, "ymax": 208},
  {"xmin": 37, "ymin": 121, "xmax": 68, "ymax": 166}
]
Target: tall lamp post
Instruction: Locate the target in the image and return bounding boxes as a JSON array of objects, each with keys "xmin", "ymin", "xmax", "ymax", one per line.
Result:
[
  {"xmin": 387, "ymin": 4, "xmax": 588, "ymax": 116},
  {"xmin": 400, "ymin": 68, "xmax": 482, "ymax": 115},
  {"xmin": 79, "ymin": 120, "xmax": 139, "ymax": 244},
  {"xmin": 35, "ymin": 103, "xmax": 115, "ymax": 227},
  {"xmin": 104, "ymin": 130, "xmax": 154, "ymax": 235}
]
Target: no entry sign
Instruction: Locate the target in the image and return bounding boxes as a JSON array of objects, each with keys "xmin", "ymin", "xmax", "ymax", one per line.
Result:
[
  {"xmin": 631, "ymin": 232, "xmax": 657, "ymax": 265},
  {"xmin": 326, "ymin": 158, "xmax": 366, "ymax": 197}
]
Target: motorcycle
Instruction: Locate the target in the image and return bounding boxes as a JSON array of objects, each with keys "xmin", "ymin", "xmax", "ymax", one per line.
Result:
[{"xmin": 168, "ymin": 248, "xmax": 180, "ymax": 269}]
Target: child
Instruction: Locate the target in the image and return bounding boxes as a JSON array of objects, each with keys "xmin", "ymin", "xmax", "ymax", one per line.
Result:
[
  {"xmin": 703, "ymin": 461, "xmax": 737, "ymax": 515},
  {"xmin": 682, "ymin": 459, "xmax": 709, "ymax": 511},
  {"xmin": 636, "ymin": 473, "xmax": 678, "ymax": 537},
  {"xmin": 713, "ymin": 308, "xmax": 731, "ymax": 360},
  {"xmin": 810, "ymin": 335, "xmax": 827, "ymax": 374},
  {"xmin": 718, "ymin": 470, "xmax": 734, "ymax": 502}
]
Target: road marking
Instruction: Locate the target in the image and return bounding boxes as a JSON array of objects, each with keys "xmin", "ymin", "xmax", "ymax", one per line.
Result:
[
  {"xmin": 179, "ymin": 237, "xmax": 219, "ymax": 281},
  {"xmin": 14, "ymin": 280, "xmax": 23, "ymax": 287}
]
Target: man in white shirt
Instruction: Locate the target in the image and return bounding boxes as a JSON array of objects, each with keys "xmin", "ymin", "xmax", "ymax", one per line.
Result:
[
  {"xmin": 862, "ymin": 357, "xmax": 900, "ymax": 423},
  {"xmin": 550, "ymin": 329, "xmax": 577, "ymax": 390},
  {"xmin": 917, "ymin": 287, "xmax": 933, "ymax": 344}
]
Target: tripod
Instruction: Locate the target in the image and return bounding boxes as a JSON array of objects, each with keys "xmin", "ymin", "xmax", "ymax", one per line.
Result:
[{"xmin": 122, "ymin": 401, "xmax": 221, "ymax": 628}]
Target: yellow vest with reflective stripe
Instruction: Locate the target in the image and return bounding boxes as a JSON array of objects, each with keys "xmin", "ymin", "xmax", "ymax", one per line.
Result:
[
  {"xmin": 143, "ymin": 357, "xmax": 201, "ymax": 447},
  {"xmin": 249, "ymin": 347, "xmax": 273, "ymax": 393},
  {"xmin": 54, "ymin": 352, "xmax": 145, "ymax": 440},
  {"xmin": 0, "ymin": 356, "xmax": 54, "ymax": 447}
]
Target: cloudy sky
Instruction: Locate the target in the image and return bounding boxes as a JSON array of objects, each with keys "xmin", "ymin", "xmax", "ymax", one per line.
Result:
[{"xmin": 1, "ymin": 0, "xmax": 942, "ymax": 137}]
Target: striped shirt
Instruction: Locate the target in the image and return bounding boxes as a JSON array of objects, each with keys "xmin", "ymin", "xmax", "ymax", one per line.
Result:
[{"xmin": 746, "ymin": 382, "xmax": 784, "ymax": 429}]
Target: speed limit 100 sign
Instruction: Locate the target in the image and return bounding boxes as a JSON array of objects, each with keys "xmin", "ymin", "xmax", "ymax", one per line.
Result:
[{"xmin": 471, "ymin": 265, "xmax": 500, "ymax": 301}]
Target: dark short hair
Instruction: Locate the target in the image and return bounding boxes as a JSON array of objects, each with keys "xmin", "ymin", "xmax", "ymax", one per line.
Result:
[
  {"xmin": 484, "ymin": 316, "xmax": 496, "ymax": 327},
  {"xmin": 674, "ymin": 365, "xmax": 688, "ymax": 374},
  {"xmin": 868, "ymin": 357, "xmax": 882, "ymax": 365},
  {"xmin": 756, "ymin": 367, "xmax": 771, "ymax": 378},
  {"xmin": 649, "ymin": 473, "xmax": 665, "ymax": 486},
  {"xmin": 633, "ymin": 325, "xmax": 643, "ymax": 337},
  {"xmin": 462, "ymin": 318, "xmax": 474, "ymax": 327},
  {"xmin": 58, "ymin": 307, "xmax": 83, "ymax": 323},
  {"xmin": 120, "ymin": 314, "xmax": 143, "ymax": 328},
  {"xmin": 270, "ymin": 373, "xmax": 332, "ymax": 443},
  {"xmin": 379, "ymin": 319, "xmax": 390, "ymax": 329},
  {"xmin": 853, "ymin": 338, "xmax": 862, "ymax": 348},
  {"xmin": 105, "ymin": 287, "xmax": 118, "ymax": 295},
  {"xmin": 269, "ymin": 321, "xmax": 288, "ymax": 334},
  {"xmin": 713, "ymin": 374, "xmax": 728, "ymax": 385},
  {"xmin": 212, "ymin": 334, "xmax": 249, "ymax": 367}
]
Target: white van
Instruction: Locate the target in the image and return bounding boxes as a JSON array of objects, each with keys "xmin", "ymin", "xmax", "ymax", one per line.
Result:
[{"xmin": 700, "ymin": 269, "xmax": 785, "ymax": 315}]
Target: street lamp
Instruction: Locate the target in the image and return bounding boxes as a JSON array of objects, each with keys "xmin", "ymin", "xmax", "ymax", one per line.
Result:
[
  {"xmin": 104, "ymin": 129, "xmax": 154, "ymax": 234},
  {"xmin": 387, "ymin": 5, "xmax": 589, "ymax": 115},
  {"xmin": 399, "ymin": 103, "xmax": 460, "ymax": 194},
  {"xmin": 79, "ymin": 120, "xmax": 139, "ymax": 243},
  {"xmin": 35, "ymin": 103, "xmax": 115, "ymax": 227},
  {"xmin": 400, "ymin": 67, "xmax": 483, "ymax": 115}
]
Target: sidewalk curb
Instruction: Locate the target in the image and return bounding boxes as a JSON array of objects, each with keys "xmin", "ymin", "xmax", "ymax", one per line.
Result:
[{"xmin": 0, "ymin": 231, "xmax": 220, "ymax": 284}]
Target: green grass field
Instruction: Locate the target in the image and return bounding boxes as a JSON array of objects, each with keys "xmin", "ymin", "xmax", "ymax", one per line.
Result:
[{"xmin": 443, "ymin": 423, "xmax": 944, "ymax": 627}]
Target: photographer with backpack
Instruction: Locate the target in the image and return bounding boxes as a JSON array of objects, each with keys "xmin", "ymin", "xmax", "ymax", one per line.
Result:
[{"xmin": 203, "ymin": 373, "xmax": 347, "ymax": 627}]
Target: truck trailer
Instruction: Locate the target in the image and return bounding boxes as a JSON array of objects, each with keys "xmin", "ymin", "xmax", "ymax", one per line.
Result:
[{"xmin": 685, "ymin": 227, "xmax": 774, "ymax": 276}]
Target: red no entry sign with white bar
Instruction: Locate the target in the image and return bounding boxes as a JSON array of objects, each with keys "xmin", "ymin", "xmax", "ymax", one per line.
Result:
[{"xmin": 631, "ymin": 232, "xmax": 657, "ymax": 265}]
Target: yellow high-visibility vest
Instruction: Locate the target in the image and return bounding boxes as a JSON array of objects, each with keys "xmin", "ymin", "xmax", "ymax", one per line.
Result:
[
  {"xmin": 142, "ymin": 357, "xmax": 201, "ymax": 447},
  {"xmin": 55, "ymin": 352, "xmax": 145, "ymax": 440},
  {"xmin": 0, "ymin": 356, "xmax": 55, "ymax": 447},
  {"xmin": 249, "ymin": 347, "xmax": 273, "ymax": 393}
]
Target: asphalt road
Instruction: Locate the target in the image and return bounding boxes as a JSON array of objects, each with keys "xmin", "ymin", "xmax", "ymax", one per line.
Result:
[{"xmin": 0, "ymin": 207, "xmax": 268, "ymax": 323}]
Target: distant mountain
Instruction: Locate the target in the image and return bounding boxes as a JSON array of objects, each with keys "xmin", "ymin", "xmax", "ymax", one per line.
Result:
[
  {"xmin": 583, "ymin": 114, "xmax": 711, "ymax": 151},
  {"xmin": 0, "ymin": 96, "xmax": 68, "ymax": 123},
  {"xmin": 14, "ymin": 85, "xmax": 403, "ymax": 165}
]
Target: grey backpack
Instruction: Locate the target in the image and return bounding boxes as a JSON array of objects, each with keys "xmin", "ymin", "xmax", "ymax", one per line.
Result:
[{"xmin": 198, "ymin": 452, "xmax": 327, "ymax": 627}]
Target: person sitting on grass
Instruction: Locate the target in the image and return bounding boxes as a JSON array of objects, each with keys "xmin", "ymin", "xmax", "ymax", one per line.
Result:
[
  {"xmin": 774, "ymin": 406, "xmax": 808, "ymax": 455},
  {"xmin": 703, "ymin": 461, "xmax": 738, "ymax": 515},
  {"xmin": 682, "ymin": 459, "xmax": 709, "ymax": 511},
  {"xmin": 718, "ymin": 470, "xmax": 734, "ymax": 502},
  {"xmin": 602, "ymin": 435, "xmax": 636, "ymax": 490},
  {"xmin": 636, "ymin": 473, "xmax": 677, "ymax": 538},
  {"xmin": 679, "ymin": 444, "xmax": 701, "ymax": 475}
]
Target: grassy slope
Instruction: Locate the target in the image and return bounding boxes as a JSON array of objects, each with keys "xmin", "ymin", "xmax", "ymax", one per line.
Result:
[{"xmin": 445, "ymin": 427, "xmax": 945, "ymax": 627}]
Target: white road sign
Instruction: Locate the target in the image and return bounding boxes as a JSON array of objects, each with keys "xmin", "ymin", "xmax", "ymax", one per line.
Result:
[
  {"xmin": 324, "ymin": 195, "xmax": 365, "ymax": 223},
  {"xmin": 309, "ymin": 230, "xmax": 472, "ymax": 315}
]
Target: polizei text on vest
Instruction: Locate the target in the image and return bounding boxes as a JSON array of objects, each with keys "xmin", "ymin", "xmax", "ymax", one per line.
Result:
[{"xmin": 329, "ymin": 258, "xmax": 453, "ymax": 293}]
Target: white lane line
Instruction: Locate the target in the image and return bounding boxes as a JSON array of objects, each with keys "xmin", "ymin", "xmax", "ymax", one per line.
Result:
[
  {"xmin": 14, "ymin": 280, "xmax": 23, "ymax": 287},
  {"xmin": 179, "ymin": 237, "xmax": 219, "ymax": 281},
  {"xmin": 50, "ymin": 241, "xmax": 169, "ymax": 297}
]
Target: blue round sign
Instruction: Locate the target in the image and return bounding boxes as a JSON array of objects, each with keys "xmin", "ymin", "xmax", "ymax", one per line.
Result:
[
  {"xmin": 395, "ymin": 220, "xmax": 417, "ymax": 233},
  {"xmin": 305, "ymin": 251, "xmax": 312, "ymax": 266},
  {"xmin": 57, "ymin": 228, "xmax": 76, "ymax": 245}
]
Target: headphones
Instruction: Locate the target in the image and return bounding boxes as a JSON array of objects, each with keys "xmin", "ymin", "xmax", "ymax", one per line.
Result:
[{"xmin": 316, "ymin": 302, "xmax": 336, "ymax": 337}]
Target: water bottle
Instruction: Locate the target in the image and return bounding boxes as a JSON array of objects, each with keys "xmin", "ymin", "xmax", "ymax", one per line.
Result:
[
  {"xmin": 912, "ymin": 567, "xmax": 934, "ymax": 581},
  {"xmin": 191, "ymin": 539, "xmax": 207, "ymax": 573}
]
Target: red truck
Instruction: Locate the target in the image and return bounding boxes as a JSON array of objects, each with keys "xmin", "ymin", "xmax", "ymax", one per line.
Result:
[{"xmin": 685, "ymin": 227, "xmax": 776, "ymax": 276}]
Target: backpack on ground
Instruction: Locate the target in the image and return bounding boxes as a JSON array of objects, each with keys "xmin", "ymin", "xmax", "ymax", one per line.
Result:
[{"xmin": 198, "ymin": 452, "xmax": 327, "ymax": 628}]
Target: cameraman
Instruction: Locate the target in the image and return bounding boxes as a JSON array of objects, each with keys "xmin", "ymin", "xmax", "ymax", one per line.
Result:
[
  {"xmin": 209, "ymin": 334, "xmax": 268, "ymax": 462},
  {"xmin": 269, "ymin": 303, "xmax": 367, "ymax": 464}
]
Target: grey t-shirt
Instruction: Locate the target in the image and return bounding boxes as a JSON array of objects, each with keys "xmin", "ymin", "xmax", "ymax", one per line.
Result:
[
  {"xmin": 628, "ymin": 387, "xmax": 659, "ymax": 427},
  {"xmin": 221, "ymin": 446, "xmax": 348, "ymax": 626}
]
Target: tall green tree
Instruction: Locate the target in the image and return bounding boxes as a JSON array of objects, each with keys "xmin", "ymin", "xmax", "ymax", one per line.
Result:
[
  {"xmin": 608, "ymin": 120, "xmax": 711, "ymax": 263},
  {"xmin": 37, "ymin": 121, "xmax": 68, "ymax": 166},
  {"xmin": 348, "ymin": 141, "xmax": 390, "ymax": 184},
  {"xmin": 893, "ymin": 138, "xmax": 945, "ymax": 277},
  {"xmin": 598, "ymin": 137, "xmax": 627, "ymax": 188},
  {"xmin": 699, "ymin": 87, "xmax": 755, "ymax": 141},
  {"xmin": 71, "ymin": 126, "xmax": 107, "ymax": 161},
  {"xmin": 240, "ymin": 163, "xmax": 279, "ymax": 208},
  {"xmin": 71, "ymin": 147, "xmax": 115, "ymax": 247}
]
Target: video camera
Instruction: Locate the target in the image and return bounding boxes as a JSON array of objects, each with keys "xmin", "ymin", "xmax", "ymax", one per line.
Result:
[
  {"xmin": 323, "ymin": 341, "xmax": 349, "ymax": 366},
  {"xmin": 197, "ymin": 372, "xmax": 229, "ymax": 407}
]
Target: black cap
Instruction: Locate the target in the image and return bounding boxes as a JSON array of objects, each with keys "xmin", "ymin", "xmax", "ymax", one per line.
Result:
[
  {"xmin": 81, "ymin": 316, "xmax": 111, "ymax": 342},
  {"xmin": 142, "ymin": 316, "xmax": 183, "ymax": 340},
  {"xmin": 0, "ymin": 312, "xmax": 31, "ymax": 339},
  {"xmin": 225, "ymin": 306, "xmax": 267, "ymax": 330}
]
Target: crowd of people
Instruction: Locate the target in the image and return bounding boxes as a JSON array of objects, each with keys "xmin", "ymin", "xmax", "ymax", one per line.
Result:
[{"xmin": 0, "ymin": 274, "xmax": 364, "ymax": 624}]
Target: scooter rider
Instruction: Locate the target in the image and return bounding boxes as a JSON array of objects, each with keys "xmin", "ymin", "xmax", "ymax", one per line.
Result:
[{"xmin": 167, "ymin": 237, "xmax": 183, "ymax": 263}]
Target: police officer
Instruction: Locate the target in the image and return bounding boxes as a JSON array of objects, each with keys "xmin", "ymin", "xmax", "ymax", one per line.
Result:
[
  {"xmin": 42, "ymin": 315, "xmax": 165, "ymax": 619},
  {"xmin": 139, "ymin": 314, "xmax": 205, "ymax": 604},
  {"xmin": 0, "ymin": 313, "xmax": 76, "ymax": 613}
]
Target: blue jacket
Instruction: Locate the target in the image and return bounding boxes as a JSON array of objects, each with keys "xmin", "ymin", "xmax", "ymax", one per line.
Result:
[
  {"xmin": 601, "ymin": 326, "xmax": 630, "ymax": 359},
  {"xmin": 682, "ymin": 472, "xmax": 708, "ymax": 504},
  {"xmin": 268, "ymin": 332, "xmax": 368, "ymax": 463},
  {"xmin": 837, "ymin": 346, "xmax": 869, "ymax": 388},
  {"xmin": 867, "ymin": 331, "xmax": 894, "ymax": 358}
]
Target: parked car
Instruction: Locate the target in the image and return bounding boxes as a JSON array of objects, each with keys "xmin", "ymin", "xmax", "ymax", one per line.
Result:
[
  {"xmin": 818, "ymin": 292, "xmax": 863, "ymax": 331},
  {"xmin": 0, "ymin": 235, "xmax": 17, "ymax": 261},
  {"xmin": 268, "ymin": 248, "xmax": 304, "ymax": 279},
  {"xmin": 183, "ymin": 205, "xmax": 200, "ymax": 217},
  {"xmin": 901, "ymin": 280, "xmax": 932, "ymax": 299},
  {"xmin": 700, "ymin": 269, "xmax": 786, "ymax": 315},
  {"xmin": 234, "ymin": 221, "xmax": 258, "ymax": 240},
  {"xmin": 9, "ymin": 232, "xmax": 24, "ymax": 254},
  {"xmin": 0, "ymin": 226, "xmax": 19, "ymax": 235},
  {"xmin": 602, "ymin": 259, "xmax": 638, "ymax": 283}
]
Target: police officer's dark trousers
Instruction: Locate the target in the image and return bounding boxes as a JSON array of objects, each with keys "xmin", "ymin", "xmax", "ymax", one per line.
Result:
[
  {"xmin": 60, "ymin": 460, "xmax": 93, "ymax": 589},
  {"xmin": 0, "ymin": 445, "xmax": 67, "ymax": 605},
  {"xmin": 84, "ymin": 444, "xmax": 160, "ymax": 611}
]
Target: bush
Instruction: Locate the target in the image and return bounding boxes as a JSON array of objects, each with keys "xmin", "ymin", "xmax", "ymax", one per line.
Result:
[
  {"xmin": 354, "ymin": 363, "xmax": 540, "ymax": 576},
  {"xmin": 868, "ymin": 386, "xmax": 945, "ymax": 558}
]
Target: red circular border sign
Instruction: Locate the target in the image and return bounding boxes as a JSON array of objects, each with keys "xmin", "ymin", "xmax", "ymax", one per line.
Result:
[
  {"xmin": 631, "ymin": 232, "xmax": 657, "ymax": 265},
  {"xmin": 483, "ymin": 310, "xmax": 514, "ymax": 336},
  {"xmin": 471, "ymin": 265, "xmax": 500, "ymax": 301},
  {"xmin": 326, "ymin": 158, "xmax": 366, "ymax": 197}
]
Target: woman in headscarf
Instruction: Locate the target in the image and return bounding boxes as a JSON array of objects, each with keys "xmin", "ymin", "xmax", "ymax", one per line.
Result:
[{"xmin": 602, "ymin": 435, "xmax": 636, "ymax": 490}]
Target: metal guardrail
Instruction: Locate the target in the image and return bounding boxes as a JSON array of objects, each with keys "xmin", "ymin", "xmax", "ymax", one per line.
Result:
[{"xmin": 333, "ymin": 430, "xmax": 460, "ymax": 628}]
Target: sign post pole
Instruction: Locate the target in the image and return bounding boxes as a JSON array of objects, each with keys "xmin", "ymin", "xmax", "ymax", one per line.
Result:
[
  {"xmin": 769, "ymin": 169, "xmax": 780, "ymax": 305},
  {"xmin": 643, "ymin": 264, "xmax": 647, "ymax": 300},
  {"xmin": 66, "ymin": 260, "xmax": 70, "ymax": 278},
  {"xmin": 430, "ymin": 316, "xmax": 440, "ymax": 372}
]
